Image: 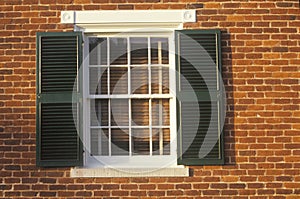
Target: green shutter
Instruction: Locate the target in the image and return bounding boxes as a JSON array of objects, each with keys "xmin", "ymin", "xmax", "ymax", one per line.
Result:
[
  {"xmin": 36, "ymin": 32, "xmax": 83, "ymax": 167},
  {"xmin": 176, "ymin": 30, "xmax": 224, "ymax": 165}
]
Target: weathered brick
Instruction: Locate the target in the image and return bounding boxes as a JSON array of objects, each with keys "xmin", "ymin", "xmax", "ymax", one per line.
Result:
[
  {"xmin": 148, "ymin": 191, "xmax": 165, "ymax": 196},
  {"xmin": 76, "ymin": 191, "xmax": 92, "ymax": 197},
  {"xmin": 103, "ymin": 184, "xmax": 120, "ymax": 190},
  {"xmin": 0, "ymin": 1, "xmax": 299, "ymax": 198},
  {"xmin": 130, "ymin": 191, "xmax": 147, "ymax": 196}
]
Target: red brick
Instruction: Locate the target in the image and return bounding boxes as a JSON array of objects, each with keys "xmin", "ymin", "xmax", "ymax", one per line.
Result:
[
  {"xmin": 203, "ymin": 190, "xmax": 220, "ymax": 195},
  {"xmin": 57, "ymin": 0, "xmax": 73, "ymax": 3},
  {"xmin": 40, "ymin": 192, "xmax": 56, "ymax": 197},
  {"xmin": 167, "ymin": 190, "xmax": 184, "ymax": 196},
  {"xmin": 94, "ymin": 190, "xmax": 110, "ymax": 196},
  {"xmin": 76, "ymin": 191, "xmax": 92, "ymax": 197},
  {"xmin": 211, "ymin": 183, "xmax": 228, "ymax": 189},
  {"xmin": 130, "ymin": 191, "xmax": 147, "ymax": 196},
  {"xmin": 222, "ymin": 190, "xmax": 239, "ymax": 195},
  {"xmin": 139, "ymin": 184, "xmax": 156, "ymax": 189},
  {"xmin": 57, "ymin": 191, "xmax": 74, "ymax": 197},
  {"xmin": 121, "ymin": 184, "xmax": 138, "ymax": 189},
  {"xmin": 103, "ymin": 184, "xmax": 119, "ymax": 190},
  {"xmin": 192, "ymin": 183, "xmax": 208, "ymax": 189},
  {"xmin": 276, "ymin": 2, "xmax": 293, "ymax": 7},
  {"xmin": 148, "ymin": 191, "xmax": 165, "ymax": 196},
  {"xmin": 5, "ymin": 192, "xmax": 21, "ymax": 197},
  {"xmin": 112, "ymin": 191, "xmax": 129, "ymax": 196},
  {"xmin": 0, "ymin": 1, "xmax": 299, "ymax": 198}
]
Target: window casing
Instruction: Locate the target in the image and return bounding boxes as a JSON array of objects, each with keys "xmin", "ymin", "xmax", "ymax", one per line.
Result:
[{"xmin": 83, "ymin": 32, "xmax": 178, "ymax": 168}]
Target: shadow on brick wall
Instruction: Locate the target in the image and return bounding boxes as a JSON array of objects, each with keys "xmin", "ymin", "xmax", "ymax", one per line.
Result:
[{"xmin": 221, "ymin": 30, "xmax": 236, "ymax": 165}]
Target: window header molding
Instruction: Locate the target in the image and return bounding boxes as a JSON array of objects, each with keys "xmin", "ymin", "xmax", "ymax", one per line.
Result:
[
  {"xmin": 61, "ymin": 10, "xmax": 196, "ymax": 32},
  {"xmin": 61, "ymin": 10, "xmax": 196, "ymax": 24}
]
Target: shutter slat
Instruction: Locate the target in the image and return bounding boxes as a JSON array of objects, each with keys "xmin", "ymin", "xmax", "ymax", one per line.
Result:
[
  {"xmin": 40, "ymin": 103, "xmax": 80, "ymax": 161},
  {"xmin": 40, "ymin": 35, "xmax": 79, "ymax": 93}
]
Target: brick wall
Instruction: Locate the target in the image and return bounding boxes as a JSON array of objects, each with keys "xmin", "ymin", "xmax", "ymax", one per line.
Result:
[{"xmin": 0, "ymin": 0, "xmax": 300, "ymax": 198}]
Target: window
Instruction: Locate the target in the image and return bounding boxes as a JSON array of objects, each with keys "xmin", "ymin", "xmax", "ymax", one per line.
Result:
[
  {"xmin": 85, "ymin": 33, "xmax": 177, "ymax": 167},
  {"xmin": 36, "ymin": 10, "xmax": 224, "ymax": 170}
]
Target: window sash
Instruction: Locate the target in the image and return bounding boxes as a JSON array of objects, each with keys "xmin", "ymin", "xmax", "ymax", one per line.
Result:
[{"xmin": 83, "ymin": 32, "xmax": 177, "ymax": 166}]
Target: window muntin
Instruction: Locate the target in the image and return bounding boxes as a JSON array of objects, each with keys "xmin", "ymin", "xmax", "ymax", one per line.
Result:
[{"xmin": 86, "ymin": 33, "xmax": 176, "ymax": 166}]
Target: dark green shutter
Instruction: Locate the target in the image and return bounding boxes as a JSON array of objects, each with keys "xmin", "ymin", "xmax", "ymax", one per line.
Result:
[
  {"xmin": 176, "ymin": 30, "xmax": 224, "ymax": 165},
  {"xmin": 36, "ymin": 32, "xmax": 83, "ymax": 167}
]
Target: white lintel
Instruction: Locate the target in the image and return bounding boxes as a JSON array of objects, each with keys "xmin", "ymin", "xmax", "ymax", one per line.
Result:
[{"xmin": 61, "ymin": 10, "xmax": 196, "ymax": 24}]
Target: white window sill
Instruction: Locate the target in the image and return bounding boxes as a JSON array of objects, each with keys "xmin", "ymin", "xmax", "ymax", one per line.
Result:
[{"xmin": 70, "ymin": 167, "xmax": 189, "ymax": 177}]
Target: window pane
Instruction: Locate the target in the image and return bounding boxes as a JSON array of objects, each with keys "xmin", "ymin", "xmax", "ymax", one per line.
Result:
[
  {"xmin": 89, "ymin": 67, "xmax": 108, "ymax": 95},
  {"xmin": 151, "ymin": 66, "xmax": 169, "ymax": 94},
  {"xmin": 131, "ymin": 99, "xmax": 149, "ymax": 126},
  {"xmin": 110, "ymin": 67, "xmax": 128, "ymax": 94},
  {"xmin": 131, "ymin": 67, "xmax": 148, "ymax": 94},
  {"xmin": 152, "ymin": 99, "xmax": 170, "ymax": 126},
  {"xmin": 111, "ymin": 99, "xmax": 129, "ymax": 126},
  {"xmin": 91, "ymin": 129, "xmax": 109, "ymax": 156},
  {"xmin": 130, "ymin": 37, "xmax": 148, "ymax": 65},
  {"xmin": 132, "ymin": 128, "xmax": 150, "ymax": 155},
  {"xmin": 91, "ymin": 99, "xmax": 108, "ymax": 126},
  {"xmin": 89, "ymin": 37, "xmax": 107, "ymax": 65},
  {"xmin": 151, "ymin": 38, "xmax": 168, "ymax": 64},
  {"xmin": 111, "ymin": 128, "xmax": 129, "ymax": 156},
  {"xmin": 152, "ymin": 128, "xmax": 170, "ymax": 155},
  {"xmin": 88, "ymin": 36, "xmax": 172, "ymax": 158},
  {"xmin": 110, "ymin": 38, "xmax": 127, "ymax": 65}
]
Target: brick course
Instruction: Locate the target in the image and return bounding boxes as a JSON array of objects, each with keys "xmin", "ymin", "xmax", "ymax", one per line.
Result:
[{"xmin": 0, "ymin": 0, "xmax": 300, "ymax": 198}]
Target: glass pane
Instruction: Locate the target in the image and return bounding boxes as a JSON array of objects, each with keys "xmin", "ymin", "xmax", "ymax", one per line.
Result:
[
  {"xmin": 130, "ymin": 37, "xmax": 148, "ymax": 65},
  {"xmin": 89, "ymin": 37, "xmax": 107, "ymax": 65},
  {"xmin": 151, "ymin": 66, "xmax": 169, "ymax": 94},
  {"xmin": 151, "ymin": 38, "xmax": 169, "ymax": 64},
  {"xmin": 111, "ymin": 99, "xmax": 129, "ymax": 126},
  {"xmin": 152, "ymin": 99, "xmax": 170, "ymax": 126},
  {"xmin": 131, "ymin": 67, "xmax": 148, "ymax": 94},
  {"xmin": 110, "ymin": 38, "xmax": 127, "ymax": 65},
  {"xmin": 110, "ymin": 67, "xmax": 128, "ymax": 94},
  {"xmin": 89, "ymin": 67, "xmax": 108, "ymax": 95},
  {"xmin": 111, "ymin": 128, "xmax": 129, "ymax": 156},
  {"xmin": 132, "ymin": 128, "xmax": 150, "ymax": 155},
  {"xmin": 131, "ymin": 99, "xmax": 149, "ymax": 126},
  {"xmin": 152, "ymin": 128, "xmax": 170, "ymax": 155},
  {"xmin": 91, "ymin": 99, "xmax": 108, "ymax": 126},
  {"xmin": 91, "ymin": 129, "xmax": 109, "ymax": 156}
]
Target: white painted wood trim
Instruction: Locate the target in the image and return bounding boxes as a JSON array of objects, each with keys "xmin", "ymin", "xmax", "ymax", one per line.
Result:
[
  {"xmin": 75, "ymin": 24, "xmax": 182, "ymax": 33},
  {"xmin": 61, "ymin": 10, "xmax": 196, "ymax": 24},
  {"xmin": 70, "ymin": 167, "xmax": 189, "ymax": 177}
]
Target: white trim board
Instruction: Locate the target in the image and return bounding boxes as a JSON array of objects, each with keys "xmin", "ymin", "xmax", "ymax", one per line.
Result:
[
  {"xmin": 71, "ymin": 167, "xmax": 189, "ymax": 177},
  {"xmin": 61, "ymin": 10, "xmax": 196, "ymax": 24}
]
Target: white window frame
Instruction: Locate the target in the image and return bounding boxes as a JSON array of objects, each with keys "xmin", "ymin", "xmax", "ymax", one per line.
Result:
[
  {"xmin": 62, "ymin": 10, "xmax": 196, "ymax": 176},
  {"xmin": 83, "ymin": 32, "xmax": 177, "ymax": 168}
]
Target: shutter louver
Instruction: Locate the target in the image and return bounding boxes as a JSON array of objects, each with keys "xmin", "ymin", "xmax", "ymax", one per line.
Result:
[
  {"xmin": 41, "ymin": 36, "xmax": 78, "ymax": 92},
  {"xmin": 176, "ymin": 30, "xmax": 224, "ymax": 165},
  {"xmin": 41, "ymin": 103, "xmax": 79, "ymax": 160},
  {"xmin": 36, "ymin": 32, "xmax": 83, "ymax": 167}
]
